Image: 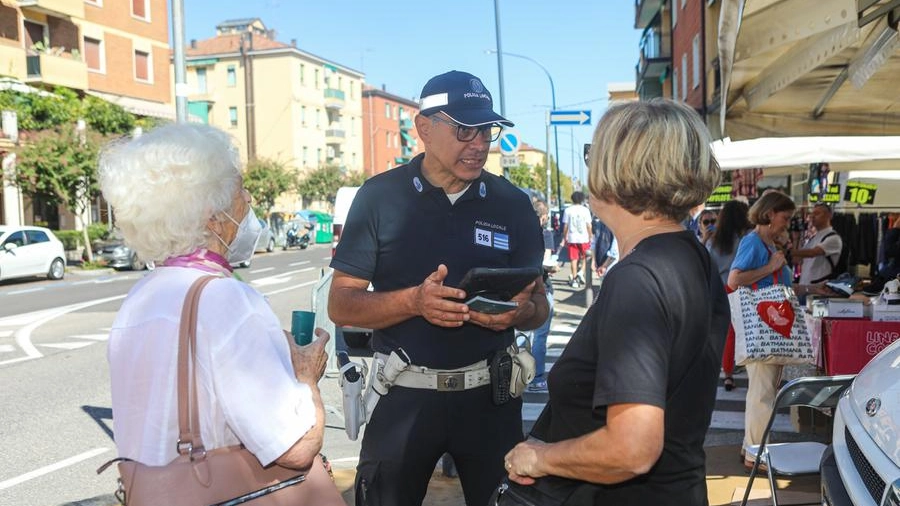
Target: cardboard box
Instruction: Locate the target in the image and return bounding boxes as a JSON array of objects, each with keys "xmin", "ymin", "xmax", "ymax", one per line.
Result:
[
  {"xmin": 827, "ymin": 299, "xmax": 864, "ymax": 318},
  {"xmin": 872, "ymin": 303, "xmax": 900, "ymax": 322},
  {"xmin": 822, "ymin": 318, "xmax": 900, "ymax": 374}
]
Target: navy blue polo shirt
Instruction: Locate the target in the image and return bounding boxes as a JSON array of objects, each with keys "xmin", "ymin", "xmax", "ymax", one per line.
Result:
[{"xmin": 330, "ymin": 154, "xmax": 543, "ymax": 369}]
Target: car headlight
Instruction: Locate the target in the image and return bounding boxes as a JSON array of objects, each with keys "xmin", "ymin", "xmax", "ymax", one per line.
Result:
[{"xmin": 884, "ymin": 478, "xmax": 900, "ymax": 506}]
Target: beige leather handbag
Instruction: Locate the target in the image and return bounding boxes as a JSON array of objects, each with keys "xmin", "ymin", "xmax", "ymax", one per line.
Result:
[{"xmin": 99, "ymin": 276, "xmax": 345, "ymax": 506}]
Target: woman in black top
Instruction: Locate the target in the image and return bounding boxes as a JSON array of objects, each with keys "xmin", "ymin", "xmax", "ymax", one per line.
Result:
[{"xmin": 502, "ymin": 99, "xmax": 729, "ymax": 505}]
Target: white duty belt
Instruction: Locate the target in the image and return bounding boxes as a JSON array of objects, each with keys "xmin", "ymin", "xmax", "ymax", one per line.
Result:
[{"xmin": 374, "ymin": 352, "xmax": 490, "ymax": 391}]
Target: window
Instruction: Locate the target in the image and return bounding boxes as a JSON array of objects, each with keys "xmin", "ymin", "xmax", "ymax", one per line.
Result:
[
  {"xmin": 385, "ymin": 103, "xmax": 391, "ymax": 118},
  {"xmin": 83, "ymin": 36, "xmax": 103, "ymax": 72},
  {"xmin": 681, "ymin": 54, "xmax": 688, "ymax": 98},
  {"xmin": 302, "ymin": 147, "xmax": 308, "ymax": 166},
  {"xmin": 350, "ymin": 117, "xmax": 355, "ymax": 134},
  {"xmin": 24, "ymin": 230, "xmax": 48, "ymax": 244},
  {"xmin": 350, "ymin": 81, "xmax": 355, "ymax": 98},
  {"xmin": 24, "ymin": 20, "xmax": 46, "ymax": 49},
  {"xmin": 229, "ymin": 107, "xmax": 238, "ymax": 127},
  {"xmin": 227, "ymin": 65, "xmax": 236, "ymax": 87},
  {"xmin": 673, "ymin": 66, "xmax": 679, "ymax": 100},
  {"xmin": 672, "ymin": 1, "xmax": 677, "ymax": 27},
  {"xmin": 681, "ymin": 0, "xmax": 687, "ymax": 8},
  {"xmin": 196, "ymin": 67, "xmax": 207, "ymax": 94},
  {"xmin": 301, "ymin": 105, "xmax": 306, "ymax": 126},
  {"xmin": 352, "ymin": 152, "xmax": 356, "ymax": 166},
  {"xmin": 386, "ymin": 132, "xmax": 390, "ymax": 148},
  {"xmin": 85, "ymin": 0, "xmax": 103, "ymax": 6},
  {"xmin": 299, "ymin": 64, "xmax": 305, "ymax": 85},
  {"xmin": 316, "ymin": 108, "xmax": 321, "ymax": 129},
  {"xmin": 338, "ymin": 76, "xmax": 342, "ymax": 90},
  {"xmin": 393, "ymin": 133, "xmax": 398, "ymax": 148},
  {"xmin": 692, "ymin": 35, "xmax": 701, "ymax": 89},
  {"xmin": 386, "ymin": 161, "xmax": 391, "ymax": 172},
  {"xmin": 2, "ymin": 231, "xmax": 25, "ymax": 248},
  {"xmin": 134, "ymin": 49, "xmax": 151, "ymax": 82},
  {"xmin": 317, "ymin": 148, "xmax": 322, "ymax": 164},
  {"xmin": 314, "ymin": 69, "xmax": 320, "ymax": 89},
  {"xmin": 131, "ymin": 0, "xmax": 149, "ymax": 20}
]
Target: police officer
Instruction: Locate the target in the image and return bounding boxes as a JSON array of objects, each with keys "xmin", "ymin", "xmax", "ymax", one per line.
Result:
[{"xmin": 328, "ymin": 70, "xmax": 548, "ymax": 506}]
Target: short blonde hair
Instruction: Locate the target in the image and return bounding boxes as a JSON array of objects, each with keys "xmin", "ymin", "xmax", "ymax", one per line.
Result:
[
  {"xmin": 748, "ymin": 191, "xmax": 796, "ymax": 226},
  {"xmin": 98, "ymin": 123, "xmax": 241, "ymax": 262},
  {"xmin": 587, "ymin": 99, "xmax": 720, "ymax": 221}
]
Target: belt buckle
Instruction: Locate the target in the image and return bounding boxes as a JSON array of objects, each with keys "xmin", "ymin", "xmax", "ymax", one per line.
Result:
[{"xmin": 437, "ymin": 372, "xmax": 465, "ymax": 391}]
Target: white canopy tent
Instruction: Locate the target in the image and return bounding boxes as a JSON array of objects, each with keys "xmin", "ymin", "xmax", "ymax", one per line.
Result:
[{"xmin": 712, "ymin": 136, "xmax": 900, "ymax": 171}]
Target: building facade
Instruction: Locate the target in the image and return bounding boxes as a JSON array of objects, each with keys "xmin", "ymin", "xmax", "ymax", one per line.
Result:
[
  {"xmin": 635, "ymin": 0, "xmax": 673, "ymax": 101},
  {"xmin": 183, "ymin": 19, "xmax": 365, "ymax": 212},
  {"xmin": 360, "ymin": 85, "xmax": 421, "ymax": 177},
  {"xmin": 0, "ymin": 0, "xmax": 173, "ymax": 228}
]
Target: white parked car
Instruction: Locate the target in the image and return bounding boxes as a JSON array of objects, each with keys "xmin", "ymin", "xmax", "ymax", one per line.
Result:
[
  {"xmin": 0, "ymin": 225, "xmax": 67, "ymax": 281},
  {"xmin": 821, "ymin": 337, "xmax": 900, "ymax": 506}
]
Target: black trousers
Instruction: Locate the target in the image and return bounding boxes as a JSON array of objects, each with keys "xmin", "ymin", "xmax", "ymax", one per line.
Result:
[{"xmin": 355, "ymin": 385, "xmax": 524, "ymax": 506}]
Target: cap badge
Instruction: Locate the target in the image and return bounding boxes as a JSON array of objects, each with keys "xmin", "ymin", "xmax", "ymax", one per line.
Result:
[
  {"xmin": 413, "ymin": 176, "xmax": 423, "ymax": 193},
  {"xmin": 470, "ymin": 78, "xmax": 484, "ymax": 93}
]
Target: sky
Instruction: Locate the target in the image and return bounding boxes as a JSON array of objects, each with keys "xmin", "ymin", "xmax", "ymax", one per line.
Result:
[{"xmin": 179, "ymin": 1, "xmax": 642, "ymax": 183}]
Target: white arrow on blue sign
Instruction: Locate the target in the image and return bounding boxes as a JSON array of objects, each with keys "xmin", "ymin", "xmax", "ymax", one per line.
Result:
[
  {"xmin": 549, "ymin": 110, "xmax": 591, "ymax": 126},
  {"xmin": 498, "ymin": 130, "xmax": 520, "ymax": 155}
]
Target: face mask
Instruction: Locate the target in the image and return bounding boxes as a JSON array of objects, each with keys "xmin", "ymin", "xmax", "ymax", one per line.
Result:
[{"xmin": 223, "ymin": 209, "xmax": 262, "ymax": 264}]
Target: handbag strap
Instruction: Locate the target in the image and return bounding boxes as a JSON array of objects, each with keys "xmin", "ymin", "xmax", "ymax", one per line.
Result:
[
  {"xmin": 751, "ymin": 244, "xmax": 779, "ymax": 291},
  {"xmin": 176, "ymin": 275, "xmax": 219, "ymax": 456}
]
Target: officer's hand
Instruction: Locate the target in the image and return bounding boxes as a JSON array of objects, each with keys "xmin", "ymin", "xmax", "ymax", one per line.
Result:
[
  {"xmin": 505, "ymin": 440, "xmax": 547, "ymax": 485},
  {"xmin": 287, "ymin": 328, "xmax": 329, "ymax": 385},
  {"xmin": 468, "ymin": 281, "xmax": 536, "ymax": 332},
  {"xmin": 414, "ymin": 264, "xmax": 469, "ymax": 328}
]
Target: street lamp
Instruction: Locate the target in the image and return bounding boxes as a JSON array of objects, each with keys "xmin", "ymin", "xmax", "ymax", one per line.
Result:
[{"xmin": 485, "ymin": 50, "xmax": 562, "ymax": 217}]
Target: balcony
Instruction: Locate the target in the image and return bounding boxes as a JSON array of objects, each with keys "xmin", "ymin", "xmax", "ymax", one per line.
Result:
[
  {"xmin": 325, "ymin": 127, "xmax": 345, "ymax": 144},
  {"xmin": 18, "ymin": 0, "xmax": 84, "ymax": 19},
  {"xmin": 26, "ymin": 53, "xmax": 88, "ymax": 90},
  {"xmin": 324, "ymin": 88, "xmax": 345, "ymax": 110},
  {"xmin": 634, "ymin": 0, "xmax": 663, "ymax": 29},
  {"xmin": 0, "ymin": 44, "xmax": 27, "ymax": 80},
  {"xmin": 399, "ymin": 117, "xmax": 413, "ymax": 130},
  {"xmin": 637, "ymin": 25, "xmax": 670, "ymax": 83}
]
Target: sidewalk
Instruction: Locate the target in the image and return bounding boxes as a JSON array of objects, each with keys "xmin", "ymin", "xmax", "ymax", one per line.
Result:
[{"xmin": 330, "ymin": 268, "xmax": 821, "ymax": 505}]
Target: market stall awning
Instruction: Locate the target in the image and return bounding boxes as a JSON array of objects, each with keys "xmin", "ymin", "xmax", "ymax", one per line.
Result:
[
  {"xmin": 86, "ymin": 90, "xmax": 176, "ymax": 121},
  {"xmin": 717, "ymin": 0, "xmax": 900, "ymax": 140},
  {"xmin": 712, "ymin": 136, "xmax": 900, "ymax": 170}
]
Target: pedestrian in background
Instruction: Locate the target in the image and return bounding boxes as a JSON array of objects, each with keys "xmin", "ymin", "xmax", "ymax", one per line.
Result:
[
  {"xmin": 529, "ymin": 199, "xmax": 556, "ymax": 392},
  {"xmin": 98, "ymin": 124, "xmax": 335, "ymax": 487},
  {"xmin": 328, "ymin": 70, "xmax": 548, "ymax": 506},
  {"xmin": 791, "ymin": 203, "xmax": 843, "ymax": 284},
  {"xmin": 727, "ymin": 191, "xmax": 796, "ymax": 470},
  {"xmin": 560, "ymin": 191, "xmax": 593, "ymax": 288},
  {"xmin": 698, "ymin": 209, "xmax": 717, "ymax": 244},
  {"xmin": 706, "ymin": 200, "xmax": 752, "ymax": 391},
  {"xmin": 501, "ymin": 99, "xmax": 728, "ymax": 505}
]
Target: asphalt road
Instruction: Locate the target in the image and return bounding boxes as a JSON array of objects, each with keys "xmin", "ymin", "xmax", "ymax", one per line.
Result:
[{"xmin": 0, "ymin": 244, "xmax": 363, "ymax": 506}]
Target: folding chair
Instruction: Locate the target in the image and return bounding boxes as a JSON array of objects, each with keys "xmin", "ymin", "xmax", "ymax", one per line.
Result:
[{"xmin": 740, "ymin": 374, "xmax": 855, "ymax": 506}]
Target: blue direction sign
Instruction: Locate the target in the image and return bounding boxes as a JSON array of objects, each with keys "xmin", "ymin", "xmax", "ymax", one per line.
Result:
[
  {"xmin": 498, "ymin": 130, "xmax": 520, "ymax": 155},
  {"xmin": 549, "ymin": 110, "xmax": 591, "ymax": 126}
]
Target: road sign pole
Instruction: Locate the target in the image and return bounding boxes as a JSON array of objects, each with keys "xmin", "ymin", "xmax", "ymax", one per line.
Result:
[{"xmin": 545, "ymin": 113, "xmax": 552, "ymax": 230}]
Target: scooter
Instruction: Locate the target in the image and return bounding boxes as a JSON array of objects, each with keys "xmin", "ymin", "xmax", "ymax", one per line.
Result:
[{"xmin": 283, "ymin": 223, "xmax": 313, "ymax": 250}]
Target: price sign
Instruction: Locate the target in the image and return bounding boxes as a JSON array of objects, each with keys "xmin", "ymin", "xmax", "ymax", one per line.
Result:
[
  {"xmin": 706, "ymin": 184, "xmax": 733, "ymax": 204},
  {"xmin": 809, "ymin": 184, "xmax": 841, "ymax": 203},
  {"xmin": 843, "ymin": 181, "xmax": 877, "ymax": 205}
]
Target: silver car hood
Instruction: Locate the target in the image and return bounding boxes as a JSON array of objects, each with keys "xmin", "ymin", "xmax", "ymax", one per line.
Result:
[{"xmin": 848, "ymin": 336, "xmax": 900, "ymax": 468}]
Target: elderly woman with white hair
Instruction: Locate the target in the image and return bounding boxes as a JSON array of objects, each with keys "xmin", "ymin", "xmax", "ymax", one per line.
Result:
[
  {"xmin": 99, "ymin": 123, "xmax": 334, "ymax": 486},
  {"xmin": 498, "ymin": 99, "xmax": 729, "ymax": 505}
]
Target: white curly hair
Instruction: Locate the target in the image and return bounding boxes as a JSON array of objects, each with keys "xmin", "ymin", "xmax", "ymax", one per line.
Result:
[{"xmin": 98, "ymin": 123, "xmax": 242, "ymax": 262}]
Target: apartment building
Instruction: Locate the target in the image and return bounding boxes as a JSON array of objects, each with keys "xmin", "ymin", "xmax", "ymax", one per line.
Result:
[
  {"xmin": 361, "ymin": 85, "xmax": 421, "ymax": 177},
  {"xmin": 0, "ymin": 0, "xmax": 173, "ymax": 228},
  {"xmin": 184, "ymin": 18, "xmax": 365, "ymax": 196},
  {"xmin": 634, "ymin": 0, "xmax": 673, "ymax": 101},
  {"xmin": 485, "ymin": 143, "xmax": 546, "ymax": 176}
]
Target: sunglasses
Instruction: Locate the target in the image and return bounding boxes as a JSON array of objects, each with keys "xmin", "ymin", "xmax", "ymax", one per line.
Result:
[
  {"xmin": 702, "ymin": 219, "xmax": 717, "ymax": 226},
  {"xmin": 430, "ymin": 115, "xmax": 502, "ymax": 142}
]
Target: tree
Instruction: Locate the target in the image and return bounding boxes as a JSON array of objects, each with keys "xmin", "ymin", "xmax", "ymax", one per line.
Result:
[
  {"xmin": 343, "ymin": 169, "xmax": 367, "ymax": 187},
  {"xmin": 14, "ymin": 127, "xmax": 101, "ymax": 261},
  {"xmin": 243, "ymin": 157, "xmax": 296, "ymax": 216},
  {"xmin": 296, "ymin": 165, "xmax": 344, "ymax": 207},
  {"xmin": 83, "ymin": 95, "xmax": 134, "ymax": 135}
]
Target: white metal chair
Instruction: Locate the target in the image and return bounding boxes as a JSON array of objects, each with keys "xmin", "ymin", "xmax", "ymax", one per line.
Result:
[{"xmin": 740, "ymin": 374, "xmax": 855, "ymax": 506}]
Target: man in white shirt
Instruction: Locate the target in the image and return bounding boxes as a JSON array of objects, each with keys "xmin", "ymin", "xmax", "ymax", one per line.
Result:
[
  {"xmin": 792, "ymin": 203, "xmax": 843, "ymax": 284},
  {"xmin": 560, "ymin": 191, "xmax": 593, "ymax": 288}
]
